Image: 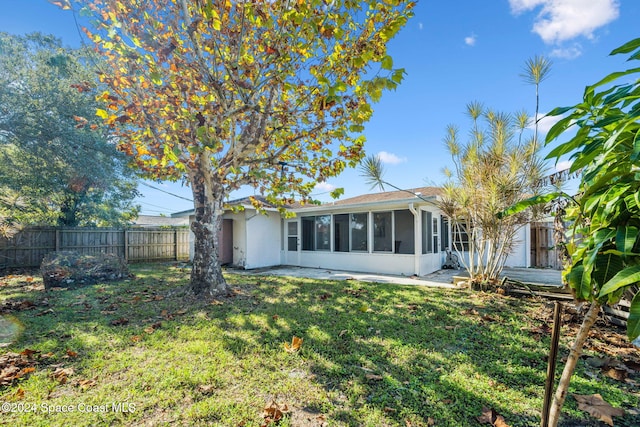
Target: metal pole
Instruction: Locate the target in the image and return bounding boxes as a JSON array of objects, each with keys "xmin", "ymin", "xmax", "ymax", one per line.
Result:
[{"xmin": 541, "ymin": 301, "xmax": 563, "ymax": 427}]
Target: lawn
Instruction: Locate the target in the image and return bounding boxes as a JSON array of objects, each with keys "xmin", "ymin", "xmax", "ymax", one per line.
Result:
[{"xmin": 0, "ymin": 262, "xmax": 638, "ymax": 427}]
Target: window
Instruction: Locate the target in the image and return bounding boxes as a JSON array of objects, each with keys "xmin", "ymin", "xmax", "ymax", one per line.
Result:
[
  {"xmin": 316, "ymin": 215, "xmax": 330, "ymax": 250},
  {"xmin": 301, "ymin": 216, "xmax": 330, "ymax": 251},
  {"xmin": 394, "ymin": 210, "xmax": 414, "ymax": 254},
  {"xmin": 422, "ymin": 211, "xmax": 433, "ymax": 254},
  {"xmin": 432, "ymin": 216, "xmax": 439, "ymax": 253},
  {"xmin": 302, "ymin": 217, "xmax": 315, "ymax": 250},
  {"xmin": 373, "ymin": 212, "xmax": 392, "ymax": 252},
  {"xmin": 351, "ymin": 213, "xmax": 368, "ymax": 251},
  {"xmin": 334, "ymin": 214, "xmax": 349, "ymax": 252},
  {"xmin": 441, "ymin": 217, "xmax": 450, "ymax": 251},
  {"xmin": 287, "ymin": 221, "xmax": 297, "ymax": 251},
  {"xmin": 452, "ymin": 221, "xmax": 470, "ymax": 251}
]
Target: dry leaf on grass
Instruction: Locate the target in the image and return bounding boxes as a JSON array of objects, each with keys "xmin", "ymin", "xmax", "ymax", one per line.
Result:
[
  {"xmin": 197, "ymin": 384, "xmax": 215, "ymax": 394},
  {"xmin": 572, "ymin": 393, "xmax": 625, "ymax": 426},
  {"xmin": 263, "ymin": 400, "xmax": 290, "ymax": 425},
  {"xmin": 110, "ymin": 317, "xmax": 129, "ymax": 326},
  {"xmin": 51, "ymin": 367, "xmax": 74, "ymax": 384},
  {"xmin": 477, "ymin": 407, "xmax": 511, "ymax": 427},
  {"xmin": 283, "ymin": 336, "xmax": 303, "ymax": 353}
]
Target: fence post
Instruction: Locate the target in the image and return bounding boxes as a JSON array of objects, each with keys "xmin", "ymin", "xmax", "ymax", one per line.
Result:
[
  {"xmin": 124, "ymin": 229, "xmax": 129, "ymax": 262},
  {"xmin": 55, "ymin": 229, "xmax": 60, "ymax": 252}
]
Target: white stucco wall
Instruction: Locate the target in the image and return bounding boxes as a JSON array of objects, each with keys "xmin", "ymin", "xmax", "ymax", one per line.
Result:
[{"xmin": 298, "ymin": 251, "xmax": 416, "ymax": 276}]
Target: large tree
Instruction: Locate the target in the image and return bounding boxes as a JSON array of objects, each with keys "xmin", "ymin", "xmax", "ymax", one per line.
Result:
[
  {"xmin": 62, "ymin": 0, "xmax": 415, "ymax": 296},
  {"xmin": 0, "ymin": 32, "xmax": 139, "ymax": 234}
]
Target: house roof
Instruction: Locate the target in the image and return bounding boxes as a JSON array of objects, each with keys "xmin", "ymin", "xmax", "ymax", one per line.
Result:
[
  {"xmin": 133, "ymin": 215, "xmax": 190, "ymax": 227},
  {"xmin": 318, "ymin": 186, "xmax": 441, "ymax": 207},
  {"xmin": 171, "ymin": 186, "xmax": 442, "ymax": 217}
]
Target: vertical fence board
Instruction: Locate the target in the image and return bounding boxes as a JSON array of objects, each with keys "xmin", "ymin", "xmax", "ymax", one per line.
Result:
[{"xmin": 0, "ymin": 227, "xmax": 190, "ymax": 269}]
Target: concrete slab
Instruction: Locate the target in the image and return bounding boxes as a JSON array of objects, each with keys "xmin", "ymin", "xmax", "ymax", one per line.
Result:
[{"xmin": 229, "ymin": 265, "xmax": 562, "ymax": 288}]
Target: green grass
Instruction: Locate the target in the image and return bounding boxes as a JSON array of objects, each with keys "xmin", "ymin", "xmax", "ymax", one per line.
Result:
[{"xmin": 0, "ymin": 263, "xmax": 638, "ymax": 426}]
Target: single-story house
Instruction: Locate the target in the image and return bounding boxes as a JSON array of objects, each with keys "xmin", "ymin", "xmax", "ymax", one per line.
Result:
[{"xmin": 172, "ymin": 186, "xmax": 532, "ymax": 276}]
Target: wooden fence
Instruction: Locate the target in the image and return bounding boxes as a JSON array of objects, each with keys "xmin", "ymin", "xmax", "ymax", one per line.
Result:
[{"xmin": 0, "ymin": 227, "xmax": 190, "ymax": 269}]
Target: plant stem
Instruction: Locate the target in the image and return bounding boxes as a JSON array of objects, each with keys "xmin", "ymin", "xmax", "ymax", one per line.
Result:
[{"xmin": 548, "ymin": 300, "xmax": 601, "ymax": 427}]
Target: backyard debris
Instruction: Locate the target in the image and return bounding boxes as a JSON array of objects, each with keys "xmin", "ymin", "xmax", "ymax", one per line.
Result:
[
  {"xmin": 40, "ymin": 251, "xmax": 129, "ymax": 290},
  {"xmin": 477, "ymin": 406, "xmax": 511, "ymax": 427},
  {"xmin": 572, "ymin": 393, "xmax": 624, "ymax": 426},
  {"xmin": 0, "ymin": 351, "xmax": 38, "ymax": 386},
  {"xmin": 283, "ymin": 336, "xmax": 303, "ymax": 353},
  {"xmin": 263, "ymin": 400, "xmax": 290, "ymax": 425},
  {"xmin": 51, "ymin": 367, "xmax": 74, "ymax": 384},
  {"xmin": 110, "ymin": 317, "xmax": 129, "ymax": 326}
]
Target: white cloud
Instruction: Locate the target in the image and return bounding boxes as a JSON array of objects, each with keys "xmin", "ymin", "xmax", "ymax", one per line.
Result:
[
  {"xmin": 418, "ymin": 22, "xmax": 423, "ymax": 31},
  {"xmin": 464, "ymin": 34, "xmax": 477, "ymax": 46},
  {"xmin": 315, "ymin": 182, "xmax": 337, "ymax": 192},
  {"xmin": 376, "ymin": 151, "xmax": 407, "ymax": 165},
  {"xmin": 550, "ymin": 44, "xmax": 583, "ymax": 59},
  {"xmin": 532, "ymin": 113, "xmax": 563, "ymax": 135},
  {"xmin": 555, "ymin": 159, "xmax": 573, "ymax": 172},
  {"xmin": 509, "ymin": 0, "xmax": 619, "ymax": 44}
]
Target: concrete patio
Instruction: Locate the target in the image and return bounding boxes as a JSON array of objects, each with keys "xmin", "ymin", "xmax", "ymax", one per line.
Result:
[{"xmin": 231, "ymin": 265, "xmax": 562, "ymax": 288}]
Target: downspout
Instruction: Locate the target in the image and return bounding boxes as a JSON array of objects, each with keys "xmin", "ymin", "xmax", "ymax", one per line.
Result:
[{"xmin": 409, "ymin": 203, "xmax": 420, "ymax": 276}]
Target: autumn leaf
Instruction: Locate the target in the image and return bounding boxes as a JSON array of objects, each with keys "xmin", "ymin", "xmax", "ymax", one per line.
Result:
[
  {"xmin": 130, "ymin": 335, "xmax": 142, "ymax": 342},
  {"xmin": 283, "ymin": 336, "xmax": 303, "ymax": 353},
  {"xmin": 51, "ymin": 367, "xmax": 74, "ymax": 384},
  {"xmin": 110, "ymin": 317, "xmax": 129, "ymax": 326},
  {"xmin": 65, "ymin": 349, "xmax": 79, "ymax": 358},
  {"xmin": 47, "ymin": 0, "xmax": 72, "ymax": 11},
  {"xmin": 263, "ymin": 400, "xmax": 290, "ymax": 424},
  {"xmin": 572, "ymin": 394, "xmax": 625, "ymax": 426},
  {"xmin": 477, "ymin": 407, "xmax": 511, "ymax": 427},
  {"xmin": 365, "ymin": 373, "xmax": 383, "ymax": 381}
]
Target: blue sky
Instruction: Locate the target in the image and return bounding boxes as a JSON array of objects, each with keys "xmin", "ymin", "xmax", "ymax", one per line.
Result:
[{"xmin": 1, "ymin": 0, "xmax": 637, "ymax": 215}]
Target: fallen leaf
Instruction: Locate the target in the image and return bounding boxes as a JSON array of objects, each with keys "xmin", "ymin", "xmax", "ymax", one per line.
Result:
[
  {"xmin": 477, "ymin": 406, "xmax": 511, "ymax": 427},
  {"xmin": 65, "ymin": 349, "xmax": 78, "ymax": 358},
  {"xmin": 211, "ymin": 299, "xmax": 224, "ymax": 306},
  {"xmin": 384, "ymin": 407, "xmax": 396, "ymax": 413},
  {"xmin": 284, "ymin": 336, "xmax": 303, "ymax": 353},
  {"xmin": 572, "ymin": 393, "xmax": 624, "ymax": 426},
  {"xmin": 20, "ymin": 348, "xmax": 38, "ymax": 357},
  {"xmin": 110, "ymin": 317, "xmax": 129, "ymax": 326},
  {"xmin": 198, "ymin": 384, "xmax": 215, "ymax": 394},
  {"xmin": 13, "ymin": 387, "xmax": 25, "ymax": 399},
  {"xmin": 51, "ymin": 367, "xmax": 74, "ymax": 384},
  {"xmin": 130, "ymin": 335, "xmax": 142, "ymax": 342},
  {"xmin": 272, "ymin": 314, "xmax": 279, "ymax": 320},
  {"xmin": 263, "ymin": 400, "xmax": 290, "ymax": 424},
  {"xmin": 365, "ymin": 373, "xmax": 383, "ymax": 381},
  {"xmin": 339, "ymin": 329, "xmax": 348, "ymax": 337},
  {"xmin": 603, "ymin": 367, "xmax": 627, "ymax": 382},
  {"xmin": 75, "ymin": 378, "xmax": 96, "ymax": 389}
]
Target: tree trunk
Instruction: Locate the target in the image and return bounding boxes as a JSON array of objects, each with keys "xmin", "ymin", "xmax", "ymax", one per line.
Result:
[
  {"xmin": 547, "ymin": 300, "xmax": 601, "ymax": 427},
  {"xmin": 189, "ymin": 168, "xmax": 230, "ymax": 297}
]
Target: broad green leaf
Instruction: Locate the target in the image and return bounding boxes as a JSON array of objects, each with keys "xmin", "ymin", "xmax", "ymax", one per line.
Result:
[
  {"xmin": 588, "ymin": 67, "xmax": 640, "ymax": 91},
  {"xmin": 566, "ymin": 264, "xmax": 590, "ymax": 300},
  {"xmin": 628, "ymin": 291, "xmax": 640, "ymax": 341},
  {"xmin": 381, "ymin": 55, "xmax": 393, "ymax": 70},
  {"xmin": 546, "ymin": 105, "xmax": 574, "ymax": 117},
  {"xmin": 498, "ymin": 192, "xmax": 563, "ymax": 219},
  {"xmin": 599, "ymin": 264, "xmax": 640, "ymax": 297},
  {"xmin": 545, "ymin": 115, "xmax": 579, "ymax": 147},
  {"xmin": 616, "ymin": 226, "xmax": 639, "ymax": 254},
  {"xmin": 610, "ymin": 37, "xmax": 640, "ymax": 55},
  {"xmin": 592, "ymin": 252, "xmax": 623, "ymax": 288}
]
